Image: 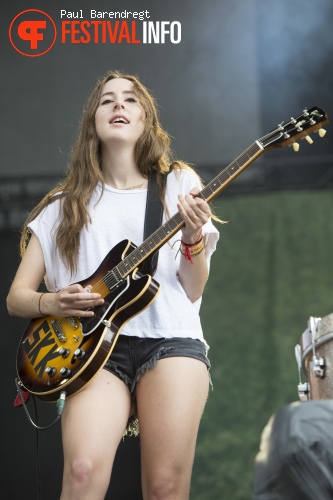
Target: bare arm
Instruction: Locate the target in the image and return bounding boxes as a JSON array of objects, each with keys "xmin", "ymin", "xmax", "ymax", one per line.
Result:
[
  {"xmin": 177, "ymin": 187, "xmax": 211, "ymax": 303},
  {"xmin": 6, "ymin": 233, "xmax": 104, "ymax": 319}
]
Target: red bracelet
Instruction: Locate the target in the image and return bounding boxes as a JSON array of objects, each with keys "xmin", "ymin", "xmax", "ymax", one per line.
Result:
[
  {"xmin": 181, "ymin": 229, "xmax": 203, "ymax": 247},
  {"xmin": 180, "ymin": 236, "xmax": 204, "ymax": 264}
]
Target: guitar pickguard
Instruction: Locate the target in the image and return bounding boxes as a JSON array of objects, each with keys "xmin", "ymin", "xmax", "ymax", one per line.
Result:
[{"xmin": 80, "ymin": 276, "xmax": 131, "ymax": 336}]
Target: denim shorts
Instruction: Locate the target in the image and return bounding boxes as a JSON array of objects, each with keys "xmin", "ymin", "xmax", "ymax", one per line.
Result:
[
  {"xmin": 103, "ymin": 335, "xmax": 211, "ymax": 394},
  {"xmin": 104, "ymin": 335, "xmax": 211, "ymax": 435}
]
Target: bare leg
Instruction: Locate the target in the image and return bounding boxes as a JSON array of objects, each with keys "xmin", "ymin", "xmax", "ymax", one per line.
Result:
[
  {"xmin": 60, "ymin": 369, "xmax": 131, "ymax": 500},
  {"xmin": 136, "ymin": 357, "xmax": 209, "ymax": 500}
]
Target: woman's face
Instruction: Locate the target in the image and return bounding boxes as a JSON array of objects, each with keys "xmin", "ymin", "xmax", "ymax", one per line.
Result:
[{"xmin": 95, "ymin": 78, "xmax": 145, "ymax": 149}]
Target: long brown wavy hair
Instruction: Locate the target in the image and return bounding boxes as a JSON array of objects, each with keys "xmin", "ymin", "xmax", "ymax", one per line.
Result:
[{"xmin": 20, "ymin": 70, "xmax": 196, "ymax": 275}]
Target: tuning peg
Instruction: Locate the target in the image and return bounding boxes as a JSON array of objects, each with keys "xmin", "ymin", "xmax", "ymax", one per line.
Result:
[
  {"xmin": 305, "ymin": 135, "xmax": 313, "ymax": 144},
  {"xmin": 293, "ymin": 142, "xmax": 300, "ymax": 152},
  {"xmin": 318, "ymin": 128, "xmax": 326, "ymax": 138}
]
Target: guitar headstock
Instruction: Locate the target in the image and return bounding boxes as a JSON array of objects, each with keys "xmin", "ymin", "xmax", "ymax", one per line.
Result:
[{"xmin": 259, "ymin": 106, "xmax": 329, "ymax": 152}]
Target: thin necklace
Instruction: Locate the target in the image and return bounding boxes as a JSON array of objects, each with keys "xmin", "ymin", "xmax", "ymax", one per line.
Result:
[{"xmin": 124, "ymin": 182, "xmax": 144, "ymax": 190}]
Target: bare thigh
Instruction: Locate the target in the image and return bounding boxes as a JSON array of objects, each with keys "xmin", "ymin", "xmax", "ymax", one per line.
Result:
[
  {"xmin": 60, "ymin": 369, "xmax": 132, "ymax": 499},
  {"xmin": 136, "ymin": 356, "xmax": 210, "ymax": 499}
]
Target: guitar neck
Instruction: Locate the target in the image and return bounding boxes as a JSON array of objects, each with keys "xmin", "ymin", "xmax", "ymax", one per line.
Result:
[
  {"xmin": 116, "ymin": 141, "xmax": 264, "ymax": 278},
  {"xmin": 199, "ymin": 141, "xmax": 264, "ymax": 203}
]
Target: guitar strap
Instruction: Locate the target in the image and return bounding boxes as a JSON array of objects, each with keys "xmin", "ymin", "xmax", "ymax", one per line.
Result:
[{"xmin": 142, "ymin": 168, "xmax": 167, "ymax": 276}]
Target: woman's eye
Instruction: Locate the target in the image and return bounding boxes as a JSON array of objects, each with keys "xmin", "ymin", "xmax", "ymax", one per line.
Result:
[
  {"xmin": 126, "ymin": 98, "xmax": 136, "ymax": 103},
  {"xmin": 101, "ymin": 99, "xmax": 112, "ymax": 105}
]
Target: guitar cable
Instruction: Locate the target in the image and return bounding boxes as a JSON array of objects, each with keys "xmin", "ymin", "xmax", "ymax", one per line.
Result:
[
  {"xmin": 14, "ymin": 378, "xmax": 67, "ymax": 429},
  {"xmin": 14, "ymin": 379, "xmax": 67, "ymax": 499}
]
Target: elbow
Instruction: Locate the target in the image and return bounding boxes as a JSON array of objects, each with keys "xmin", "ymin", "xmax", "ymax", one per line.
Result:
[
  {"xmin": 186, "ymin": 290, "xmax": 203, "ymax": 303},
  {"xmin": 6, "ymin": 299, "xmax": 14, "ymax": 316},
  {"xmin": 178, "ymin": 276, "xmax": 207, "ymax": 303},
  {"xmin": 6, "ymin": 291, "xmax": 16, "ymax": 316},
  {"xmin": 182, "ymin": 281, "xmax": 205, "ymax": 303}
]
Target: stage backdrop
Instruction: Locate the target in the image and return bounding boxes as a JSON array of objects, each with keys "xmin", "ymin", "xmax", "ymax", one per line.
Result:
[{"xmin": 192, "ymin": 188, "xmax": 333, "ymax": 499}]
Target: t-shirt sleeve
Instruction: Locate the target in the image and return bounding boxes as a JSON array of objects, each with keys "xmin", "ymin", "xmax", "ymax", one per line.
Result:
[{"xmin": 27, "ymin": 201, "xmax": 63, "ymax": 292}]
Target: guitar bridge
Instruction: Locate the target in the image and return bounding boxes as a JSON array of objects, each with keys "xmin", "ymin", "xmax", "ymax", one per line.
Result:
[
  {"xmin": 51, "ymin": 319, "xmax": 66, "ymax": 343},
  {"xmin": 66, "ymin": 316, "xmax": 78, "ymax": 329}
]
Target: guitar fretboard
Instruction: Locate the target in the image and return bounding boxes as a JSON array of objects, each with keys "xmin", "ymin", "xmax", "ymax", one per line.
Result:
[{"xmin": 199, "ymin": 141, "xmax": 262, "ymax": 202}]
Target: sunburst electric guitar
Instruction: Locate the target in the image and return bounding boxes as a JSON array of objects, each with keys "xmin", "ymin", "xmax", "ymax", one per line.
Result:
[{"xmin": 16, "ymin": 106, "xmax": 328, "ymax": 401}]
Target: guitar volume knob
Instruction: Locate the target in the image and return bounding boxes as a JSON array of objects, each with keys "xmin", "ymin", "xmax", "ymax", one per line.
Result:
[
  {"xmin": 59, "ymin": 347, "xmax": 70, "ymax": 358},
  {"xmin": 45, "ymin": 367, "xmax": 56, "ymax": 377},
  {"xmin": 60, "ymin": 367, "xmax": 71, "ymax": 377},
  {"xmin": 74, "ymin": 348, "xmax": 86, "ymax": 359}
]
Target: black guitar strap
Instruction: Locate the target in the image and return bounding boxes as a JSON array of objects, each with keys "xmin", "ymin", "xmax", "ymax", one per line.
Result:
[{"xmin": 142, "ymin": 169, "xmax": 167, "ymax": 276}]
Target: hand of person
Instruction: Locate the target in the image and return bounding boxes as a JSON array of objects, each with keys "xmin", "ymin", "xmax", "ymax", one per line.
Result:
[
  {"xmin": 177, "ymin": 187, "xmax": 211, "ymax": 244},
  {"xmin": 42, "ymin": 284, "xmax": 104, "ymax": 318}
]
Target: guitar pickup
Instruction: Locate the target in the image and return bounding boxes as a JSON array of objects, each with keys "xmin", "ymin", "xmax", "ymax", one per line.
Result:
[{"xmin": 51, "ymin": 319, "xmax": 67, "ymax": 343}]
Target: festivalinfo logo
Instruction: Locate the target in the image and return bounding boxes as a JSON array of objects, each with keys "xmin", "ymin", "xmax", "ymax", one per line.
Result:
[
  {"xmin": 9, "ymin": 9, "xmax": 57, "ymax": 57},
  {"xmin": 9, "ymin": 8, "xmax": 182, "ymax": 57}
]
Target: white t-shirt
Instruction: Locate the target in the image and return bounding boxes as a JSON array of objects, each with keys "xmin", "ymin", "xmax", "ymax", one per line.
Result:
[{"xmin": 29, "ymin": 168, "xmax": 219, "ymax": 343}]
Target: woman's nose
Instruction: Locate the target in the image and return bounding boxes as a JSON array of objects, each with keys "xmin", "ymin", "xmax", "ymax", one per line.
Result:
[{"xmin": 114, "ymin": 101, "xmax": 124, "ymax": 110}]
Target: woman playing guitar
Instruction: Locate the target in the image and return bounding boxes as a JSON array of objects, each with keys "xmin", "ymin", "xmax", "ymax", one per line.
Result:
[{"xmin": 7, "ymin": 70, "xmax": 220, "ymax": 499}]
